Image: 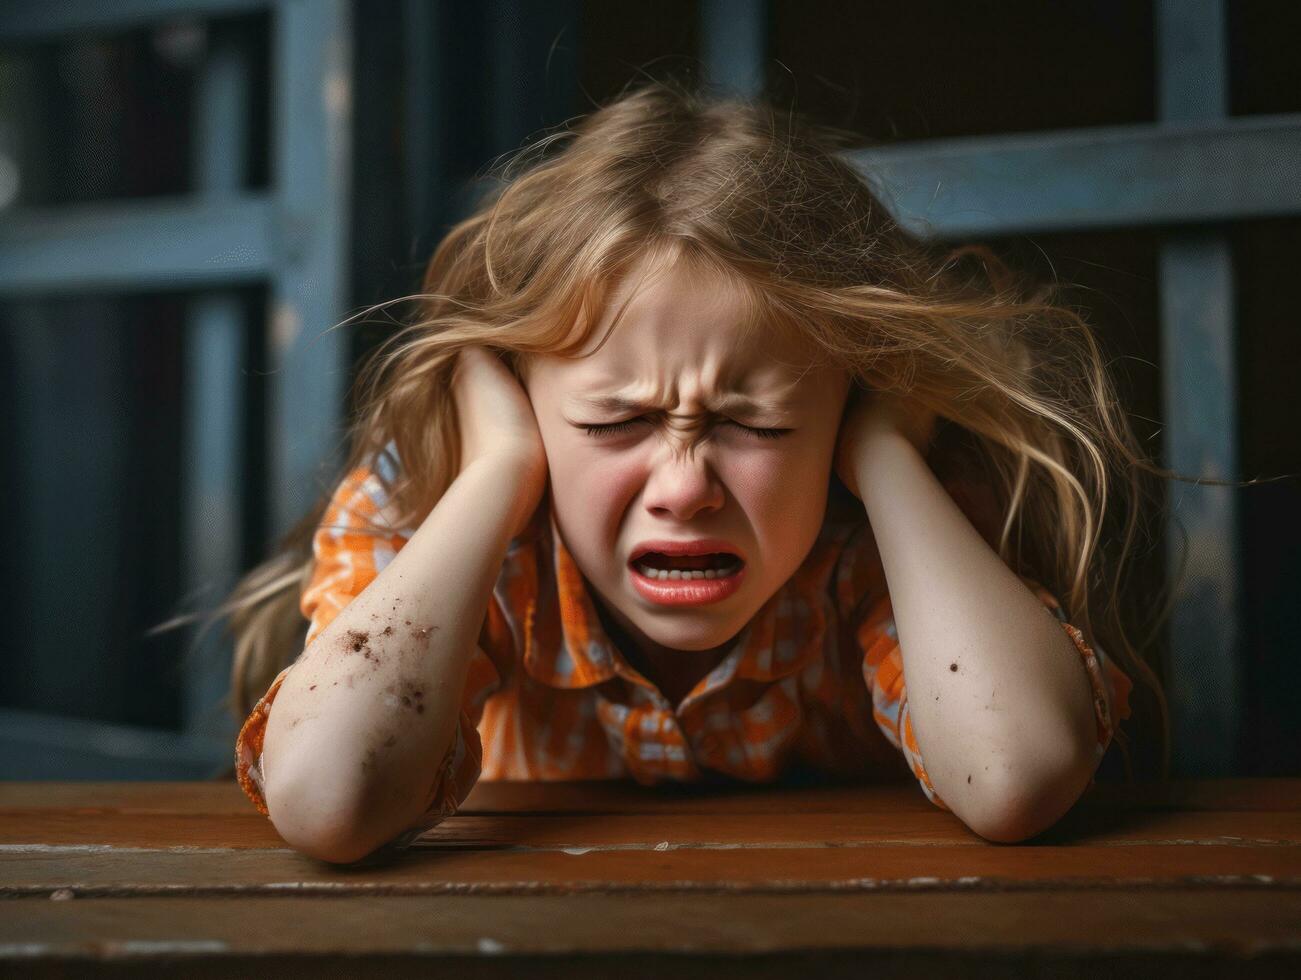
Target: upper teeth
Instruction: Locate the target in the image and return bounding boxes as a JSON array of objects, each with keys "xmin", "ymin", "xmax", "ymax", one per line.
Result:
[{"xmin": 634, "ymin": 558, "xmax": 741, "ymax": 581}]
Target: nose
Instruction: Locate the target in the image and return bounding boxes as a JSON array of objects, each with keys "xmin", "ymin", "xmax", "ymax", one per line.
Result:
[{"xmin": 641, "ymin": 445, "xmax": 725, "ymax": 522}]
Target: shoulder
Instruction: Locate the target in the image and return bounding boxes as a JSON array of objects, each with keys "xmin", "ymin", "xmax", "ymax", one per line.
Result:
[{"xmin": 318, "ymin": 438, "xmax": 412, "ymax": 538}]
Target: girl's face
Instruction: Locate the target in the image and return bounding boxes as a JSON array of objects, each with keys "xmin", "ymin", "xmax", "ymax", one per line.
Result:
[{"xmin": 522, "ymin": 249, "xmax": 852, "ymax": 662}]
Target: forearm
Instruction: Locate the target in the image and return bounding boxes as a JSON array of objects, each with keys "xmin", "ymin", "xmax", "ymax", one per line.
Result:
[
  {"xmin": 855, "ymin": 430, "xmax": 1098, "ymax": 841},
  {"xmin": 262, "ymin": 455, "xmax": 538, "ymax": 862}
]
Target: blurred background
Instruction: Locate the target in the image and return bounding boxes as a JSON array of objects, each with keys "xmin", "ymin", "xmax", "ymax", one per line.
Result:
[{"xmin": 0, "ymin": 0, "xmax": 1296, "ymax": 781}]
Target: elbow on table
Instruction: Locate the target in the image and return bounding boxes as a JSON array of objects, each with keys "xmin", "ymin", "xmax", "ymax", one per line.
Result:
[
  {"xmin": 272, "ymin": 812, "xmax": 391, "ymax": 866},
  {"xmin": 264, "ymin": 771, "xmax": 402, "ymax": 865},
  {"xmin": 967, "ymin": 742, "xmax": 1098, "ymax": 844},
  {"xmin": 970, "ymin": 804, "xmax": 1055, "ymax": 845}
]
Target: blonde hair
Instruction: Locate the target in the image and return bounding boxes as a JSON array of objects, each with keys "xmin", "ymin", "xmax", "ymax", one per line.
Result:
[{"xmin": 153, "ymin": 78, "xmax": 1240, "ymax": 783}]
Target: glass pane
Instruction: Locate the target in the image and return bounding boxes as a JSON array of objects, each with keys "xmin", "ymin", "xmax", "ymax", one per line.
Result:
[
  {"xmin": 0, "ymin": 11, "xmax": 270, "ymax": 211},
  {"xmin": 770, "ymin": 0, "xmax": 1155, "ymax": 143},
  {"xmin": 0, "ymin": 289, "xmax": 260, "ymax": 731},
  {"xmin": 1229, "ymin": 0, "xmax": 1301, "ymax": 117},
  {"xmin": 1232, "ymin": 217, "xmax": 1301, "ymax": 775}
]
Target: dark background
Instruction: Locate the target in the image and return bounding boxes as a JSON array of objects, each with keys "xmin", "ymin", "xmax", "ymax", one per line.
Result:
[{"xmin": 0, "ymin": 0, "xmax": 1296, "ymax": 777}]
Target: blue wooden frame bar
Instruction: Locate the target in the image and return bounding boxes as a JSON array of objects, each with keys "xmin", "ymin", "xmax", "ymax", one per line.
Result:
[
  {"xmin": 0, "ymin": 195, "xmax": 276, "ymax": 294},
  {"xmin": 266, "ymin": 0, "xmax": 351, "ymax": 540},
  {"xmin": 1158, "ymin": 235, "xmax": 1241, "ymax": 776},
  {"xmin": 702, "ymin": 0, "xmax": 767, "ymax": 100},
  {"xmin": 1155, "ymin": 0, "xmax": 1242, "ymax": 777},
  {"xmin": 846, "ymin": 115, "xmax": 1301, "ymax": 238}
]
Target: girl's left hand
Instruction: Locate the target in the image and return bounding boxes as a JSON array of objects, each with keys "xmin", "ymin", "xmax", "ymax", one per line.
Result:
[{"xmin": 834, "ymin": 383, "xmax": 939, "ymax": 500}]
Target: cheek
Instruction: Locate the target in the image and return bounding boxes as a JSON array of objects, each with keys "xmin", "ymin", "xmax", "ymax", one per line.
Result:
[
  {"xmin": 547, "ymin": 437, "xmax": 639, "ymax": 530},
  {"xmin": 735, "ymin": 446, "xmax": 835, "ymax": 569},
  {"xmin": 720, "ymin": 453, "xmax": 789, "ymax": 517},
  {"xmin": 731, "ymin": 429, "xmax": 832, "ymax": 491}
]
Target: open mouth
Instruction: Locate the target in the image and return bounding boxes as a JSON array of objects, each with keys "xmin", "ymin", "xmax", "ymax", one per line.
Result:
[{"xmin": 628, "ymin": 552, "xmax": 746, "ymax": 581}]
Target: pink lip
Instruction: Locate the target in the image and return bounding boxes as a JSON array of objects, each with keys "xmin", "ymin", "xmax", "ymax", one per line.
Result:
[
  {"xmin": 628, "ymin": 538, "xmax": 746, "ymax": 564},
  {"xmin": 628, "ymin": 562, "xmax": 747, "ymax": 607}
]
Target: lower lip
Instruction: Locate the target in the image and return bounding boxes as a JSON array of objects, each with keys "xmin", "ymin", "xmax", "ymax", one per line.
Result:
[{"xmin": 628, "ymin": 562, "xmax": 747, "ymax": 606}]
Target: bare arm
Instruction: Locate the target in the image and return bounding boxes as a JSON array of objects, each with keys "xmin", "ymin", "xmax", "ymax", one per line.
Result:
[
  {"xmin": 854, "ymin": 429, "xmax": 1099, "ymax": 843},
  {"xmin": 261, "ymin": 454, "xmax": 540, "ymax": 863}
]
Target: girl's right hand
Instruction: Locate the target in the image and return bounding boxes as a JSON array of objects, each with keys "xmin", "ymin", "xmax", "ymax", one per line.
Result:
[{"xmin": 450, "ymin": 346, "xmax": 548, "ymax": 535}]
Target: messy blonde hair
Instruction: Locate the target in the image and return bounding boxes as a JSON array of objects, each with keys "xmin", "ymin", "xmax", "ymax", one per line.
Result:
[{"xmin": 156, "ymin": 78, "xmax": 1218, "ymax": 783}]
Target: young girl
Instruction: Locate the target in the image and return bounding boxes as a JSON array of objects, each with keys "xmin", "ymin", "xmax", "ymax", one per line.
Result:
[{"xmin": 214, "ymin": 81, "xmax": 1171, "ymax": 864}]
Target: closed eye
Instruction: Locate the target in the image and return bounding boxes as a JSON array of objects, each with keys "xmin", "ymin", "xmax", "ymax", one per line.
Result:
[{"xmin": 576, "ymin": 418, "xmax": 789, "ymax": 440}]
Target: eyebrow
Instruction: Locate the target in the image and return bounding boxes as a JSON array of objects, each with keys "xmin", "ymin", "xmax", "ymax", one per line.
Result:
[{"xmin": 572, "ymin": 393, "xmax": 794, "ymax": 420}]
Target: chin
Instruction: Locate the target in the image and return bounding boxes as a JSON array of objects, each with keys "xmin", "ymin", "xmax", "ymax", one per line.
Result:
[{"xmin": 629, "ymin": 608, "xmax": 748, "ymax": 650}]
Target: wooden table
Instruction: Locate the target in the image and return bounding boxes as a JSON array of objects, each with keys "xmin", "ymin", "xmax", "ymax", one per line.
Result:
[{"xmin": 1, "ymin": 777, "xmax": 1298, "ymax": 977}]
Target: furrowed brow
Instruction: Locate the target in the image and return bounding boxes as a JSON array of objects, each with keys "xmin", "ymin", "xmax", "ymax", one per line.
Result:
[{"xmin": 573, "ymin": 392, "xmax": 793, "ymax": 420}]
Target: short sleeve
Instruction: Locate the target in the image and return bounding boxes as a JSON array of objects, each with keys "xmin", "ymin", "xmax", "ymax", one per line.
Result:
[
  {"xmin": 854, "ymin": 582, "xmax": 1135, "ymax": 813},
  {"xmin": 233, "ymin": 440, "xmax": 521, "ymax": 854}
]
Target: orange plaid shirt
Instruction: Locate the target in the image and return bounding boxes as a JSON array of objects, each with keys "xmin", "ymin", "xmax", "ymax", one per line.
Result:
[{"xmin": 236, "ymin": 441, "xmax": 1133, "ymax": 849}]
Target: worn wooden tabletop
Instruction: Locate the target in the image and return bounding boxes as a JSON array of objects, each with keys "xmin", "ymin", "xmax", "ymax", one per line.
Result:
[{"xmin": 1, "ymin": 777, "xmax": 1298, "ymax": 977}]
